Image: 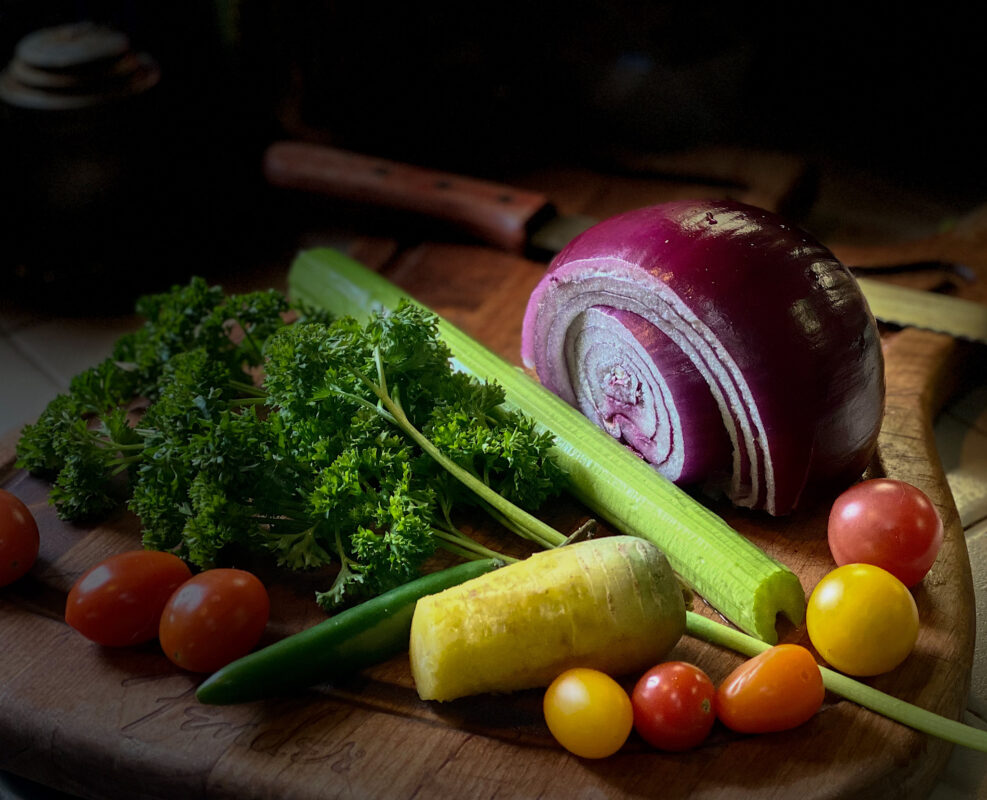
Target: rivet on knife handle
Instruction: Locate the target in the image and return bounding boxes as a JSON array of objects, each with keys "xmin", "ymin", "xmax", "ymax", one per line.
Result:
[
  {"xmin": 263, "ymin": 141, "xmax": 555, "ymax": 253},
  {"xmin": 856, "ymin": 277, "xmax": 987, "ymax": 344}
]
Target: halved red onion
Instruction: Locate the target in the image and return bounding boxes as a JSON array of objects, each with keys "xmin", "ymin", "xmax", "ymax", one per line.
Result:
[{"xmin": 521, "ymin": 200, "xmax": 885, "ymax": 515}]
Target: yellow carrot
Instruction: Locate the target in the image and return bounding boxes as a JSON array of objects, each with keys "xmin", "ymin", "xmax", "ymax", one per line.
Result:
[{"xmin": 409, "ymin": 536, "xmax": 686, "ymax": 702}]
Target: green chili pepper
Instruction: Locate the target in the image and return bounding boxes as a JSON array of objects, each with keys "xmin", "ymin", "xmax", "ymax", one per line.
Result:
[{"xmin": 195, "ymin": 558, "xmax": 504, "ymax": 705}]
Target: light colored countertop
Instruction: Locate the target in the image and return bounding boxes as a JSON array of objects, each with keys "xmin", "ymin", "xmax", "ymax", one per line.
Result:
[{"xmin": 931, "ymin": 390, "xmax": 987, "ymax": 797}]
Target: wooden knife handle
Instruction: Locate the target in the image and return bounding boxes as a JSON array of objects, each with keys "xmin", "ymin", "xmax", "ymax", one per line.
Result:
[{"xmin": 263, "ymin": 141, "xmax": 554, "ymax": 253}]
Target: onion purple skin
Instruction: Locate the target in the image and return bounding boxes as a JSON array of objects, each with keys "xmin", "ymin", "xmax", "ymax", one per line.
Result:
[{"xmin": 521, "ymin": 200, "xmax": 885, "ymax": 516}]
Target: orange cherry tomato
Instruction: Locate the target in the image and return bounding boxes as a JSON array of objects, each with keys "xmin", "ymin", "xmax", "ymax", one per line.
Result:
[
  {"xmin": 159, "ymin": 568, "xmax": 269, "ymax": 673},
  {"xmin": 715, "ymin": 644, "xmax": 824, "ymax": 734}
]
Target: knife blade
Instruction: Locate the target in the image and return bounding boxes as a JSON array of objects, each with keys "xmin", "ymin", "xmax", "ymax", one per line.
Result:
[
  {"xmin": 853, "ymin": 277, "xmax": 987, "ymax": 344},
  {"xmin": 263, "ymin": 141, "xmax": 987, "ymax": 344}
]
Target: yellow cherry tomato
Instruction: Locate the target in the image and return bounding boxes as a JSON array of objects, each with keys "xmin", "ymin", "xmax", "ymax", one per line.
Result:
[
  {"xmin": 806, "ymin": 563, "xmax": 919, "ymax": 677},
  {"xmin": 543, "ymin": 668, "xmax": 633, "ymax": 758}
]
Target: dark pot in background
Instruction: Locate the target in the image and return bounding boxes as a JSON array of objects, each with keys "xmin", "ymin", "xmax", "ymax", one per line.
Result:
[
  {"xmin": 0, "ymin": 12, "xmax": 280, "ymax": 314},
  {"xmin": 0, "ymin": 22, "xmax": 177, "ymax": 310}
]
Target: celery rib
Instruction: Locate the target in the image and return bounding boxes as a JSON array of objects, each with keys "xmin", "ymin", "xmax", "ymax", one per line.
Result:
[{"xmin": 287, "ymin": 247, "xmax": 805, "ymax": 642}]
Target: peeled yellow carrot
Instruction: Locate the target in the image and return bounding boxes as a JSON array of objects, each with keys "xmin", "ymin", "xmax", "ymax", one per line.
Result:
[{"xmin": 409, "ymin": 536, "xmax": 686, "ymax": 702}]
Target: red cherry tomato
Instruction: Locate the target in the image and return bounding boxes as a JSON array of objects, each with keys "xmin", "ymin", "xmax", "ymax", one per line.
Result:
[
  {"xmin": 0, "ymin": 489, "xmax": 40, "ymax": 587},
  {"xmin": 828, "ymin": 478, "xmax": 943, "ymax": 587},
  {"xmin": 65, "ymin": 550, "xmax": 192, "ymax": 646},
  {"xmin": 715, "ymin": 644, "xmax": 825, "ymax": 734},
  {"xmin": 159, "ymin": 568, "xmax": 269, "ymax": 673},
  {"xmin": 631, "ymin": 661, "xmax": 716, "ymax": 751}
]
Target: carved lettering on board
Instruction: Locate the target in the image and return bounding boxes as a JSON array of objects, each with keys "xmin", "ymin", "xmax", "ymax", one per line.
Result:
[
  {"xmin": 248, "ymin": 709, "xmax": 367, "ymax": 772},
  {"xmin": 118, "ymin": 675, "xmax": 256, "ymax": 744}
]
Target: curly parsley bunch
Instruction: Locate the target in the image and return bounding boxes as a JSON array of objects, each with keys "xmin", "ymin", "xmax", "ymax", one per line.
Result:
[{"xmin": 17, "ymin": 280, "xmax": 566, "ymax": 607}]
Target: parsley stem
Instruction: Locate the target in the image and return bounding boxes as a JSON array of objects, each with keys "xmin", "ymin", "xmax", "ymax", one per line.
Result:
[
  {"xmin": 108, "ymin": 458, "xmax": 141, "ymax": 475},
  {"xmin": 325, "ymin": 380, "xmax": 398, "ymax": 425},
  {"xmin": 105, "ymin": 441, "xmax": 145, "ymax": 452},
  {"xmin": 432, "ymin": 529, "xmax": 519, "ymax": 563},
  {"xmin": 478, "ymin": 499, "xmax": 560, "ymax": 550},
  {"xmin": 360, "ymin": 375, "xmax": 566, "ymax": 551},
  {"xmin": 229, "ymin": 379, "xmax": 267, "ymax": 397}
]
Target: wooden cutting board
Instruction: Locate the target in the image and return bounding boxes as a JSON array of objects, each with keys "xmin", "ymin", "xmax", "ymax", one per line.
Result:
[{"xmin": 0, "ymin": 159, "xmax": 978, "ymax": 799}]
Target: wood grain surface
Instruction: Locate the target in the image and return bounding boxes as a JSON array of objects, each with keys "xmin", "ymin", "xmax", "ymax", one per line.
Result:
[{"xmin": 0, "ymin": 162, "xmax": 978, "ymax": 799}]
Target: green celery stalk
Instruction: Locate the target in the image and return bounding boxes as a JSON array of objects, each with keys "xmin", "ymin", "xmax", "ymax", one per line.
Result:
[{"xmin": 288, "ymin": 247, "xmax": 806, "ymax": 643}]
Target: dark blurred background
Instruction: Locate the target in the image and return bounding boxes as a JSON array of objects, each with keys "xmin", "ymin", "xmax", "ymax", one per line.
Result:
[{"xmin": 1, "ymin": 1, "xmax": 984, "ymax": 307}]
